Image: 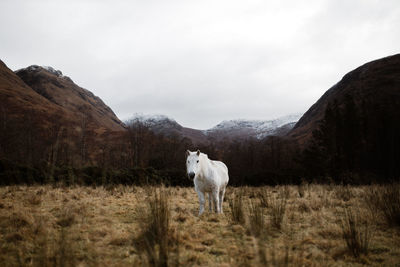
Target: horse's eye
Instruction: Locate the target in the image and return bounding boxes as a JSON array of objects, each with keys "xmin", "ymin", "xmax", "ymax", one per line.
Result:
[
  {"xmin": 187, "ymin": 161, "xmax": 190, "ymax": 163},
  {"xmin": 197, "ymin": 160, "xmax": 199, "ymax": 163}
]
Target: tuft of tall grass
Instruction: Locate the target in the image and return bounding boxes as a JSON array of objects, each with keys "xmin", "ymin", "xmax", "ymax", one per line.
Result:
[
  {"xmin": 56, "ymin": 227, "xmax": 76, "ymax": 267},
  {"xmin": 269, "ymin": 188, "xmax": 288, "ymax": 230},
  {"xmin": 297, "ymin": 183, "xmax": 305, "ymax": 198},
  {"xmin": 56, "ymin": 209, "xmax": 75, "ymax": 228},
  {"xmin": 248, "ymin": 200, "xmax": 265, "ymax": 237},
  {"xmin": 32, "ymin": 217, "xmax": 49, "ymax": 267},
  {"xmin": 364, "ymin": 184, "xmax": 400, "ymax": 227},
  {"xmin": 334, "ymin": 185, "xmax": 353, "ymax": 202},
  {"xmin": 31, "ymin": 216, "xmax": 76, "ymax": 267},
  {"xmin": 26, "ymin": 193, "xmax": 42, "ymax": 206},
  {"xmin": 228, "ymin": 191, "xmax": 245, "ymax": 225},
  {"xmin": 340, "ymin": 208, "xmax": 373, "ymax": 258},
  {"xmin": 134, "ymin": 187, "xmax": 178, "ymax": 267},
  {"xmin": 257, "ymin": 188, "xmax": 270, "ymax": 208}
]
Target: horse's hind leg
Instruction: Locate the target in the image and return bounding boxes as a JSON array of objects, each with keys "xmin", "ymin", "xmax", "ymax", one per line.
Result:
[
  {"xmin": 208, "ymin": 193, "xmax": 213, "ymax": 212},
  {"xmin": 212, "ymin": 190, "xmax": 220, "ymax": 213},
  {"xmin": 219, "ymin": 188, "xmax": 226, "ymax": 214}
]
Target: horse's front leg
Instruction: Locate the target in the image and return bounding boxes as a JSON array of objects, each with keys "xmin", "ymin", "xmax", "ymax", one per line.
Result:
[{"xmin": 196, "ymin": 189, "xmax": 206, "ymax": 216}]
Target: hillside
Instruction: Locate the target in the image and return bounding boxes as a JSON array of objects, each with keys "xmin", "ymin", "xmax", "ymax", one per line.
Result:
[
  {"xmin": 0, "ymin": 61, "xmax": 126, "ymax": 166},
  {"xmin": 0, "ymin": 61, "xmax": 68, "ymax": 127},
  {"xmin": 289, "ymin": 54, "xmax": 400, "ymax": 145},
  {"xmin": 15, "ymin": 65, "xmax": 125, "ymax": 133}
]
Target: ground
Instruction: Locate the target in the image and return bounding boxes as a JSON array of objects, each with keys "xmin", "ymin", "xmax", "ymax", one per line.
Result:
[{"xmin": 0, "ymin": 184, "xmax": 399, "ymax": 266}]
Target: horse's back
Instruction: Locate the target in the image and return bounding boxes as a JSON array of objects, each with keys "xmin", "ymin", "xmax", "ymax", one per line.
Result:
[
  {"xmin": 212, "ymin": 160, "xmax": 228, "ymax": 173},
  {"xmin": 211, "ymin": 160, "xmax": 229, "ymax": 185}
]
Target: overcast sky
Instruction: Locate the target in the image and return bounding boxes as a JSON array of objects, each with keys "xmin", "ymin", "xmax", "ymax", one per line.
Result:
[{"xmin": 1, "ymin": 0, "xmax": 399, "ymax": 129}]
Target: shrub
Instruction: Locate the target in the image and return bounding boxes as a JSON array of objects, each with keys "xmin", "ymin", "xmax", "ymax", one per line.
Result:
[
  {"xmin": 56, "ymin": 227, "xmax": 76, "ymax": 266},
  {"xmin": 248, "ymin": 200, "xmax": 265, "ymax": 237},
  {"xmin": 228, "ymin": 191, "xmax": 245, "ymax": 225},
  {"xmin": 56, "ymin": 210, "xmax": 75, "ymax": 228},
  {"xmin": 269, "ymin": 188, "xmax": 288, "ymax": 230},
  {"xmin": 297, "ymin": 183, "xmax": 305, "ymax": 198},
  {"xmin": 340, "ymin": 208, "xmax": 373, "ymax": 258},
  {"xmin": 334, "ymin": 184, "xmax": 353, "ymax": 201},
  {"xmin": 364, "ymin": 184, "xmax": 400, "ymax": 227},
  {"xmin": 257, "ymin": 188, "xmax": 270, "ymax": 208},
  {"xmin": 134, "ymin": 187, "xmax": 178, "ymax": 266}
]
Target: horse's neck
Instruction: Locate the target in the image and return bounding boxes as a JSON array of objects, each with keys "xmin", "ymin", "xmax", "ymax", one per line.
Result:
[{"xmin": 199, "ymin": 154, "xmax": 211, "ymax": 178}]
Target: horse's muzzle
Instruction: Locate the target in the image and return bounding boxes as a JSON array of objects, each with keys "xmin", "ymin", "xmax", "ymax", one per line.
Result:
[{"xmin": 188, "ymin": 172, "xmax": 195, "ymax": 179}]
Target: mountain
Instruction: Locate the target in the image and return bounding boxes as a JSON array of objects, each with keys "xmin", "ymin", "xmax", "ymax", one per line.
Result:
[
  {"xmin": 0, "ymin": 61, "xmax": 67, "ymax": 127},
  {"xmin": 15, "ymin": 65, "xmax": 125, "ymax": 133},
  {"xmin": 289, "ymin": 53, "xmax": 400, "ymax": 145},
  {"xmin": 127, "ymin": 114, "xmax": 209, "ymax": 144},
  {"xmin": 128, "ymin": 114, "xmax": 182, "ymax": 134},
  {"xmin": 0, "ymin": 61, "xmax": 126, "ymax": 165},
  {"xmin": 204, "ymin": 114, "xmax": 302, "ymax": 141},
  {"xmin": 127, "ymin": 113, "xmax": 302, "ymax": 143}
]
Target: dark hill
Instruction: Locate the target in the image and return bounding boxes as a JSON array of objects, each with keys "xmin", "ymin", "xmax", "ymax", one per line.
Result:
[
  {"xmin": 290, "ymin": 54, "xmax": 400, "ymax": 180},
  {"xmin": 15, "ymin": 65, "xmax": 125, "ymax": 133},
  {"xmin": 0, "ymin": 61, "xmax": 68, "ymax": 126},
  {"xmin": 289, "ymin": 54, "xmax": 400, "ymax": 145},
  {"xmin": 0, "ymin": 61, "xmax": 126, "ymax": 166}
]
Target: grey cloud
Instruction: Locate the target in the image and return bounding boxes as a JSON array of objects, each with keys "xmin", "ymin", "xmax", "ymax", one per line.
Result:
[{"xmin": 1, "ymin": 0, "xmax": 399, "ymax": 129}]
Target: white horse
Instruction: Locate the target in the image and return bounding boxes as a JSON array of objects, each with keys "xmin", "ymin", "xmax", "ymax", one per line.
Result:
[{"xmin": 186, "ymin": 150, "xmax": 229, "ymax": 215}]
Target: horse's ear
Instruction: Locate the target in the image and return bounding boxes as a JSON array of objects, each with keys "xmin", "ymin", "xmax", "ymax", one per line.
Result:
[
  {"xmin": 196, "ymin": 150, "xmax": 200, "ymax": 156},
  {"xmin": 186, "ymin": 150, "xmax": 190, "ymax": 158}
]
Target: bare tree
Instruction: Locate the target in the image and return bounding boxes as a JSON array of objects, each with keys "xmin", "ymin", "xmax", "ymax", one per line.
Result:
[{"xmin": 79, "ymin": 107, "xmax": 89, "ymax": 165}]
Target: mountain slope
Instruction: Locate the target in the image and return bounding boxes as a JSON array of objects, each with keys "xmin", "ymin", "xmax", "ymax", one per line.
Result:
[
  {"xmin": 15, "ymin": 65, "xmax": 125, "ymax": 133},
  {"xmin": 0, "ymin": 60, "xmax": 127, "ymax": 165},
  {"xmin": 289, "ymin": 54, "xmax": 400, "ymax": 144},
  {"xmin": 0, "ymin": 61, "xmax": 70, "ymax": 127}
]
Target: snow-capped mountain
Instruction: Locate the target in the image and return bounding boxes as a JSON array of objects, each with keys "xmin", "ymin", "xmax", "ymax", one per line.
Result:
[
  {"xmin": 205, "ymin": 114, "xmax": 302, "ymax": 139},
  {"xmin": 128, "ymin": 114, "xmax": 180, "ymax": 127},
  {"xmin": 16, "ymin": 65, "xmax": 73, "ymax": 82},
  {"xmin": 204, "ymin": 114, "xmax": 302, "ymax": 140},
  {"xmin": 126, "ymin": 113, "xmax": 302, "ymax": 143},
  {"xmin": 126, "ymin": 114, "xmax": 183, "ymax": 134}
]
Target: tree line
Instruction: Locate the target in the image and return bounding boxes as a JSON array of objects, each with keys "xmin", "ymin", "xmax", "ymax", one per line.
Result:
[
  {"xmin": 301, "ymin": 94, "xmax": 400, "ymax": 183},
  {"xmin": 0, "ymin": 95, "xmax": 399, "ymax": 186}
]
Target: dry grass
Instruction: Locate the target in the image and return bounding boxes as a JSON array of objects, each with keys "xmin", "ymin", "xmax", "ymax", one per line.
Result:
[
  {"xmin": 257, "ymin": 187, "xmax": 270, "ymax": 208},
  {"xmin": 247, "ymin": 200, "xmax": 265, "ymax": 237},
  {"xmin": 228, "ymin": 189, "xmax": 245, "ymax": 225},
  {"xmin": 0, "ymin": 184, "xmax": 399, "ymax": 266},
  {"xmin": 340, "ymin": 208, "xmax": 374, "ymax": 258},
  {"xmin": 269, "ymin": 187, "xmax": 288, "ymax": 230},
  {"xmin": 364, "ymin": 183, "xmax": 400, "ymax": 227},
  {"xmin": 133, "ymin": 187, "xmax": 179, "ymax": 266}
]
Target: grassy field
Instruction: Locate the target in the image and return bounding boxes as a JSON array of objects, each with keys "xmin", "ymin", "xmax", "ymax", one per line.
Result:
[{"xmin": 0, "ymin": 184, "xmax": 399, "ymax": 266}]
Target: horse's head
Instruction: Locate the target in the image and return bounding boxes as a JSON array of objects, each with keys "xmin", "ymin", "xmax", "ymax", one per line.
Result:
[{"xmin": 186, "ymin": 149, "xmax": 201, "ymax": 180}]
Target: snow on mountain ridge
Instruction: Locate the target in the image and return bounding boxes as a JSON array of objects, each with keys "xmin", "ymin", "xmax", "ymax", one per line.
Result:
[
  {"xmin": 42, "ymin": 66, "xmax": 63, "ymax": 77},
  {"xmin": 206, "ymin": 114, "xmax": 302, "ymax": 132},
  {"xmin": 127, "ymin": 114, "xmax": 179, "ymax": 127},
  {"xmin": 15, "ymin": 65, "xmax": 73, "ymax": 82},
  {"xmin": 126, "ymin": 113, "xmax": 302, "ymax": 140}
]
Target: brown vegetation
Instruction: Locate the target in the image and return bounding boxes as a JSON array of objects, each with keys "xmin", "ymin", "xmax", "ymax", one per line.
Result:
[{"xmin": 0, "ymin": 184, "xmax": 399, "ymax": 266}]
